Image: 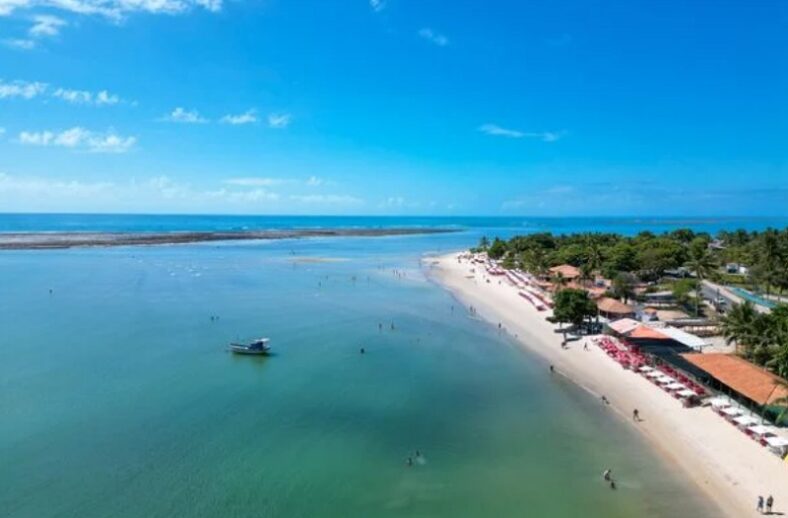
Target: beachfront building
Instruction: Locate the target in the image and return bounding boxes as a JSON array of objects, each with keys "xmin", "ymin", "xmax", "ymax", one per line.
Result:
[
  {"xmin": 681, "ymin": 353, "xmax": 788, "ymax": 425},
  {"xmin": 643, "ymin": 290, "xmax": 675, "ymax": 307},
  {"xmin": 596, "ymin": 297, "xmax": 636, "ymax": 320},
  {"xmin": 548, "ymin": 264, "xmax": 581, "ymax": 281},
  {"xmin": 607, "ymin": 318, "xmax": 708, "ymax": 353}
]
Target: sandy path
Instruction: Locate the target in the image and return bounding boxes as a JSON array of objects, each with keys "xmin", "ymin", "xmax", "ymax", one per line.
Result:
[{"xmin": 426, "ymin": 252, "xmax": 788, "ymax": 518}]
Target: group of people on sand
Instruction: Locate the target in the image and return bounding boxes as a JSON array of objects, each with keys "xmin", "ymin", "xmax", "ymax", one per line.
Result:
[{"xmin": 757, "ymin": 494, "xmax": 775, "ymax": 514}]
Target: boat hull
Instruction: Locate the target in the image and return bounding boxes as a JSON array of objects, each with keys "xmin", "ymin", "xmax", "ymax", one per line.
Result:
[
  {"xmin": 229, "ymin": 348, "xmax": 269, "ymax": 355},
  {"xmin": 229, "ymin": 345, "xmax": 270, "ymax": 355}
]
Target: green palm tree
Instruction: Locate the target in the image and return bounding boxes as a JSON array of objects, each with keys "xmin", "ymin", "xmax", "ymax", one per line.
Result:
[
  {"xmin": 720, "ymin": 301, "xmax": 758, "ymax": 357},
  {"xmin": 579, "ymin": 263, "xmax": 593, "ymax": 288},
  {"xmin": 585, "ymin": 239, "xmax": 603, "ymax": 275},
  {"xmin": 687, "ymin": 247, "xmax": 717, "ymax": 316},
  {"xmin": 523, "ymin": 248, "xmax": 548, "ymax": 277},
  {"xmin": 758, "ymin": 230, "xmax": 783, "ymax": 297}
]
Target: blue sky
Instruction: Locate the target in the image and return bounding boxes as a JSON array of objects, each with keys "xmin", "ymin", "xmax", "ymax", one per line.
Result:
[{"xmin": 0, "ymin": 0, "xmax": 786, "ymax": 215}]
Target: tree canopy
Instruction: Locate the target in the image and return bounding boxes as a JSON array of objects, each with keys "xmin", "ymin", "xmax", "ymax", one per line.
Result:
[
  {"xmin": 477, "ymin": 227, "xmax": 788, "ymax": 295},
  {"xmin": 552, "ymin": 288, "xmax": 598, "ymax": 329}
]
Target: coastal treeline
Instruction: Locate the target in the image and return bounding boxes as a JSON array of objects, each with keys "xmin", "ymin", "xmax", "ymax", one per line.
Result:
[
  {"xmin": 478, "ymin": 227, "xmax": 788, "ymax": 380},
  {"xmin": 478, "ymin": 227, "xmax": 788, "ymax": 294}
]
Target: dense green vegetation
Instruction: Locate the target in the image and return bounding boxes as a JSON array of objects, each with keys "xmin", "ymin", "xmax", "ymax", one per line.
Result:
[
  {"xmin": 478, "ymin": 228, "xmax": 788, "ymax": 296},
  {"xmin": 721, "ymin": 303, "xmax": 788, "ymax": 378},
  {"xmin": 551, "ymin": 288, "xmax": 598, "ymax": 332},
  {"xmin": 477, "ymin": 227, "xmax": 788, "ymax": 382}
]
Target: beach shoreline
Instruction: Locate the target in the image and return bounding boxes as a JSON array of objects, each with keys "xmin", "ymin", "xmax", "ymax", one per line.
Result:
[
  {"xmin": 0, "ymin": 228, "xmax": 457, "ymax": 250},
  {"xmin": 425, "ymin": 251, "xmax": 788, "ymax": 518}
]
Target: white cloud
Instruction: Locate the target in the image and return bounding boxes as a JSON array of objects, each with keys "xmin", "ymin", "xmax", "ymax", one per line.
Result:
[
  {"xmin": 223, "ymin": 177, "xmax": 285, "ymax": 187},
  {"xmin": 306, "ymin": 176, "xmax": 322, "ymax": 187},
  {"xmin": 0, "ymin": 172, "xmax": 113, "ymax": 200},
  {"xmin": 53, "ymin": 88, "xmax": 121, "ymax": 105},
  {"xmin": 220, "ymin": 109, "xmax": 257, "ymax": 125},
  {"xmin": 160, "ymin": 107, "xmax": 208, "ymax": 124},
  {"xmin": 478, "ymin": 123, "xmax": 523, "ymax": 138},
  {"xmin": 478, "ymin": 123, "xmax": 566, "ymax": 142},
  {"xmin": 17, "ymin": 127, "xmax": 136, "ymax": 153},
  {"xmin": 205, "ymin": 188, "xmax": 280, "ymax": 203},
  {"xmin": 0, "ymin": 172, "xmax": 369, "ymax": 213},
  {"xmin": 2, "ymin": 38, "xmax": 36, "ymax": 50},
  {"xmin": 539, "ymin": 131, "xmax": 566, "ymax": 142},
  {"xmin": 53, "ymin": 88, "xmax": 91, "ymax": 104},
  {"xmin": 289, "ymin": 194, "xmax": 364, "ymax": 206},
  {"xmin": 29, "ymin": 14, "xmax": 66, "ymax": 37},
  {"xmin": 418, "ymin": 28, "xmax": 449, "ymax": 47},
  {"xmin": 0, "ymin": 127, "xmax": 6, "ymax": 137},
  {"xmin": 382, "ymin": 196, "xmax": 405, "ymax": 207},
  {"xmin": 95, "ymin": 90, "xmax": 120, "ymax": 105},
  {"xmin": 267, "ymin": 112, "xmax": 291, "ymax": 128},
  {"xmin": 1, "ymin": 80, "xmax": 124, "ymax": 105},
  {"xmin": 18, "ymin": 130, "xmax": 53, "ymax": 145},
  {"xmin": 0, "ymin": 0, "xmax": 29, "ymax": 16},
  {"xmin": 0, "ymin": 0, "xmax": 222, "ymax": 20},
  {"xmin": 0, "ymin": 79, "xmax": 47, "ymax": 99},
  {"xmin": 369, "ymin": 0, "xmax": 384, "ymax": 12}
]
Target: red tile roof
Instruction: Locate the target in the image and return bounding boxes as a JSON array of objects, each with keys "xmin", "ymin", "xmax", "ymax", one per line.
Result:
[
  {"xmin": 596, "ymin": 297, "xmax": 635, "ymax": 315},
  {"xmin": 681, "ymin": 353, "xmax": 788, "ymax": 405}
]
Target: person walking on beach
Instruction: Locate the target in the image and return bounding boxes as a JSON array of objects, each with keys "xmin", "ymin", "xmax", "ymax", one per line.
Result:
[
  {"xmin": 767, "ymin": 495, "xmax": 774, "ymax": 514},
  {"xmin": 757, "ymin": 495, "xmax": 764, "ymax": 514},
  {"xmin": 632, "ymin": 409, "xmax": 640, "ymax": 422},
  {"xmin": 584, "ymin": 341, "xmax": 589, "ymax": 351}
]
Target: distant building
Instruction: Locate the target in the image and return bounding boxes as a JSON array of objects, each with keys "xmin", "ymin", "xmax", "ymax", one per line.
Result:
[
  {"xmin": 548, "ymin": 264, "xmax": 581, "ymax": 281},
  {"xmin": 596, "ymin": 297, "xmax": 636, "ymax": 320},
  {"xmin": 725, "ymin": 263, "xmax": 749, "ymax": 275}
]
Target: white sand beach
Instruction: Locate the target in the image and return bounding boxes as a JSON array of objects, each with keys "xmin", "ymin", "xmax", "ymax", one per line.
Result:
[{"xmin": 427, "ymin": 252, "xmax": 788, "ymax": 518}]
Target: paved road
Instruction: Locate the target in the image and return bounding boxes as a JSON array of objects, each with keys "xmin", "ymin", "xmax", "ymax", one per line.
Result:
[{"xmin": 701, "ymin": 280, "xmax": 772, "ymax": 314}]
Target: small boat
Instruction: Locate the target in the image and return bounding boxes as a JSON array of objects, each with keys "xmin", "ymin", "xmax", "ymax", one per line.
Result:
[{"xmin": 229, "ymin": 338, "xmax": 271, "ymax": 355}]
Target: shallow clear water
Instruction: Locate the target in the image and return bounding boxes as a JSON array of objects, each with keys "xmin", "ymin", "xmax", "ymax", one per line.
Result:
[{"xmin": 0, "ymin": 231, "xmax": 723, "ymax": 517}]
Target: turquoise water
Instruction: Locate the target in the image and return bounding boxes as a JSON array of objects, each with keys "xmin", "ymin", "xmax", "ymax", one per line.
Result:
[
  {"xmin": 0, "ymin": 231, "xmax": 722, "ymax": 517},
  {"xmin": 730, "ymin": 286, "xmax": 778, "ymax": 309}
]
